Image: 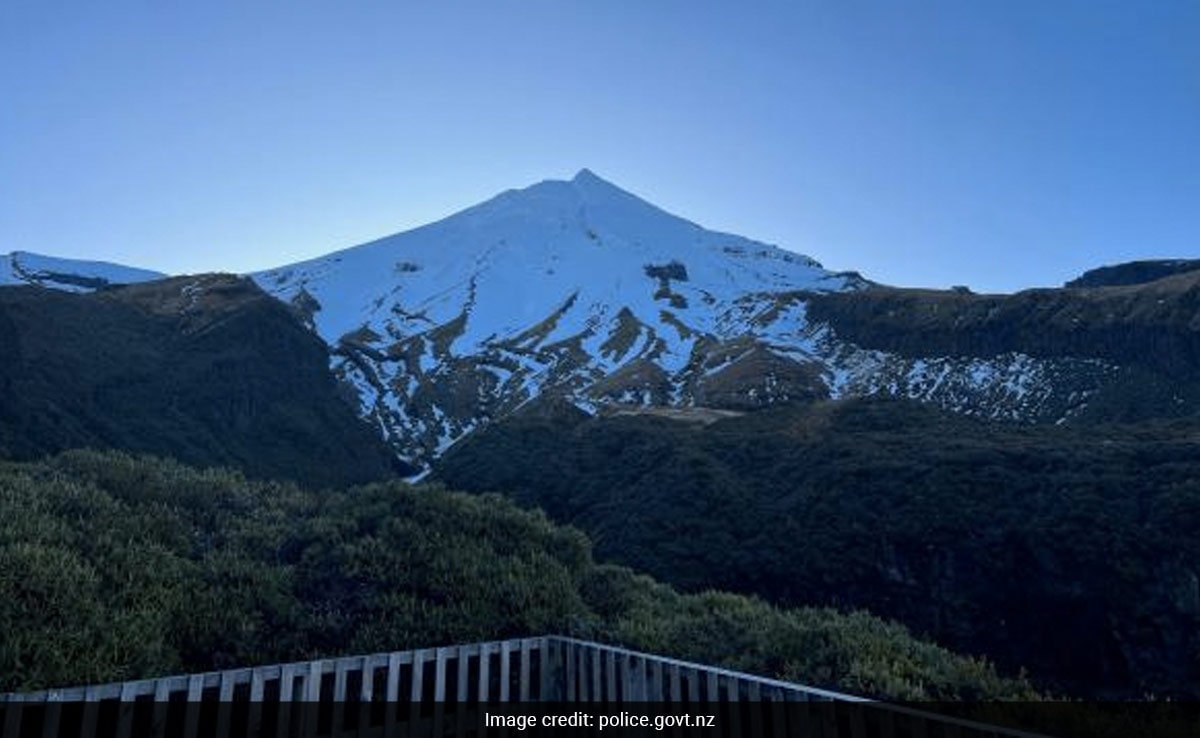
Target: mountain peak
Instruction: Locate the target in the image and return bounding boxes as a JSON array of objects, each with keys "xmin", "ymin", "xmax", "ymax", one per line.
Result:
[
  {"xmin": 561, "ymin": 168, "xmax": 648, "ymax": 204},
  {"xmin": 248, "ymin": 171, "xmax": 866, "ymax": 468},
  {"xmin": 571, "ymin": 167, "xmax": 604, "ymax": 184},
  {"xmin": 566, "ymin": 168, "xmax": 646, "ymax": 207}
]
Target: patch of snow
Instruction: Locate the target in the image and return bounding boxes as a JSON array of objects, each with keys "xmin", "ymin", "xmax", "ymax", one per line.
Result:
[{"xmin": 0, "ymin": 251, "xmax": 165, "ymax": 291}]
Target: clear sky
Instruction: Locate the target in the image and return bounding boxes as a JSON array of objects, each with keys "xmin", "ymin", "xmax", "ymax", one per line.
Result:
[{"xmin": 1, "ymin": 1, "xmax": 1196, "ymax": 293}]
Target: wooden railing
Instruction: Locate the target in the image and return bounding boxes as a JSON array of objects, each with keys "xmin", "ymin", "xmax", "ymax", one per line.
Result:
[{"xmin": 0, "ymin": 635, "xmax": 1051, "ymax": 737}]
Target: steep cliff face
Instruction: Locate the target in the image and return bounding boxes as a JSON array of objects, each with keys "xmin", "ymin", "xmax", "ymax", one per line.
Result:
[{"xmin": 0, "ymin": 275, "xmax": 406, "ymax": 486}]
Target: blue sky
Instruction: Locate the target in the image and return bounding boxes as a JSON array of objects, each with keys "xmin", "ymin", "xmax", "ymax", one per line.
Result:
[{"xmin": 1, "ymin": 1, "xmax": 1196, "ymax": 293}]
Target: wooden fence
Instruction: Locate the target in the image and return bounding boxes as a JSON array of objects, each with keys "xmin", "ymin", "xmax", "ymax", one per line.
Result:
[{"xmin": 0, "ymin": 635, "xmax": 1052, "ymax": 737}]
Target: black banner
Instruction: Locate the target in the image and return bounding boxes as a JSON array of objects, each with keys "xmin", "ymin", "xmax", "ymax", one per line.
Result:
[{"xmin": 3, "ymin": 700, "xmax": 1199, "ymax": 738}]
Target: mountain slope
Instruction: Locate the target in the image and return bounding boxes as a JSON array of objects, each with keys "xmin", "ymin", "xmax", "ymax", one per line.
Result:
[
  {"xmin": 0, "ymin": 274, "xmax": 405, "ymax": 485},
  {"xmin": 0, "ymin": 251, "xmax": 164, "ymax": 291},
  {"xmin": 12, "ymin": 175, "xmax": 1197, "ymax": 473},
  {"xmin": 806, "ymin": 275, "xmax": 1200, "ymax": 421},
  {"xmin": 435, "ymin": 398, "xmax": 1200, "ymax": 698},
  {"xmin": 1065, "ymin": 259, "xmax": 1200, "ymax": 288},
  {"xmin": 252, "ymin": 170, "xmax": 865, "ymax": 467},
  {"xmin": 257, "ymin": 170, "xmax": 1124, "ymax": 469}
]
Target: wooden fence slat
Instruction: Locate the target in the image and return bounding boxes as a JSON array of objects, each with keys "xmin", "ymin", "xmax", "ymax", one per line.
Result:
[
  {"xmin": 498, "ymin": 641, "xmax": 511, "ymax": 703},
  {"xmin": 219, "ymin": 669, "xmax": 238, "ymax": 697},
  {"xmin": 115, "ymin": 680, "xmax": 138, "ymax": 738},
  {"xmin": 149, "ymin": 679, "xmax": 171, "ymax": 738},
  {"xmin": 648, "ymin": 659, "xmax": 663, "ymax": 701},
  {"xmin": 518, "ymin": 640, "xmax": 532, "ymax": 702},
  {"xmin": 605, "ymin": 650, "xmax": 617, "ymax": 703},
  {"xmin": 478, "ymin": 643, "xmax": 492, "ymax": 702},
  {"xmin": 355, "ymin": 656, "xmax": 375, "ymax": 738},
  {"xmin": 330, "ymin": 659, "xmax": 350, "ymax": 737},
  {"xmin": 591, "ymin": 646, "xmax": 602, "ymax": 703},
  {"xmin": 383, "ymin": 652, "xmax": 401, "ymax": 738},
  {"xmin": 432, "ymin": 648, "xmax": 449, "ymax": 738},
  {"xmin": 457, "ymin": 646, "xmax": 471, "ymax": 702},
  {"xmin": 359, "ymin": 656, "xmax": 375, "ymax": 702},
  {"xmin": 181, "ymin": 675, "xmax": 203, "ymax": 738},
  {"xmin": 334, "ymin": 659, "xmax": 350, "ymax": 700},
  {"xmin": 578, "ymin": 646, "xmax": 590, "ymax": 703},
  {"xmin": 539, "ymin": 639, "xmax": 553, "ymax": 701},
  {"xmin": 215, "ymin": 672, "xmax": 236, "ymax": 738},
  {"xmin": 575, "ymin": 643, "xmax": 584, "ymax": 702},
  {"xmin": 276, "ymin": 666, "xmax": 296, "ymax": 738},
  {"xmin": 453, "ymin": 647, "xmax": 471, "ymax": 738},
  {"xmin": 80, "ymin": 684, "xmax": 103, "ymax": 738},
  {"xmin": 247, "ymin": 669, "xmax": 267, "ymax": 738},
  {"xmin": 725, "ymin": 675, "xmax": 741, "ymax": 703},
  {"xmin": 564, "ymin": 640, "xmax": 576, "ymax": 702},
  {"xmin": 385, "ymin": 652, "xmax": 401, "ymax": 700},
  {"xmin": 686, "ymin": 667, "xmax": 700, "ymax": 702},
  {"xmin": 409, "ymin": 650, "xmax": 431, "ymax": 738},
  {"xmin": 411, "ymin": 649, "xmax": 427, "ymax": 702},
  {"xmin": 306, "ymin": 660, "xmax": 323, "ymax": 701},
  {"xmin": 747, "ymin": 680, "xmax": 761, "ymax": 701},
  {"xmin": 41, "ymin": 691, "xmax": 63, "ymax": 738},
  {"xmin": 434, "ymin": 648, "xmax": 448, "ymax": 702},
  {"xmin": 302, "ymin": 661, "xmax": 322, "ymax": 738}
]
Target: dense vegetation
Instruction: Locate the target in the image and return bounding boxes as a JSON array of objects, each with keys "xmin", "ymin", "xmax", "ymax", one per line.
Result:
[
  {"xmin": 0, "ymin": 276, "xmax": 405, "ymax": 487},
  {"xmin": 1065, "ymin": 259, "xmax": 1200, "ymax": 288},
  {"xmin": 0, "ymin": 449, "xmax": 1034, "ymax": 701},
  {"xmin": 436, "ymin": 398, "xmax": 1200, "ymax": 698}
]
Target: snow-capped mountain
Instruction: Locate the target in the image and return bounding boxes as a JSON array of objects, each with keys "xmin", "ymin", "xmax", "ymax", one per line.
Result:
[
  {"xmin": 6, "ymin": 172, "xmax": 1187, "ymax": 471},
  {"xmin": 0, "ymin": 251, "xmax": 164, "ymax": 291},
  {"xmin": 252, "ymin": 170, "xmax": 1113, "ymax": 469}
]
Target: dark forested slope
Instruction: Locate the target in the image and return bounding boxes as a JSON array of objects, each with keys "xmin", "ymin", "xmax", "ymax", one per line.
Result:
[
  {"xmin": 435, "ymin": 398, "xmax": 1200, "ymax": 698},
  {"xmin": 1065, "ymin": 259, "xmax": 1200, "ymax": 288},
  {"xmin": 0, "ymin": 275, "xmax": 406, "ymax": 486}
]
